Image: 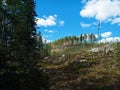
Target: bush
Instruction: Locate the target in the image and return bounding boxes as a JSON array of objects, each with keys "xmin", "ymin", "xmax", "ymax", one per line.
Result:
[{"xmin": 114, "ymin": 42, "xmax": 120, "ymax": 60}]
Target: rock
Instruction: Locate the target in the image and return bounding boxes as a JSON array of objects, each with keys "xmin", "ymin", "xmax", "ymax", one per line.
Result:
[
  {"xmin": 62, "ymin": 54, "xmax": 65, "ymax": 57},
  {"xmin": 89, "ymin": 48, "xmax": 99, "ymax": 52},
  {"xmin": 44, "ymin": 56, "xmax": 49, "ymax": 60},
  {"xmin": 59, "ymin": 54, "xmax": 66, "ymax": 61},
  {"xmin": 89, "ymin": 44, "xmax": 114, "ymax": 54},
  {"xmin": 79, "ymin": 59, "xmax": 87, "ymax": 62}
]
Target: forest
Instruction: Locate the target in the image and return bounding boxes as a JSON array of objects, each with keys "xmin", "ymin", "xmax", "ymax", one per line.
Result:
[{"xmin": 0, "ymin": 0, "xmax": 50, "ymax": 90}]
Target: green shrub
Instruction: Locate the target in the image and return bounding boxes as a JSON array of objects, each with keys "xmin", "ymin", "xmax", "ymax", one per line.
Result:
[{"xmin": 114, "ymin": 42, "xmax": 120, "ymax": 60}]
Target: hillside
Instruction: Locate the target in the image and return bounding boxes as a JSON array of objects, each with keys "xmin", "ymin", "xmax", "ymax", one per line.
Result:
[{"xmin": 38, "ymin": 43, "xmax": 120, "ymax": 90}]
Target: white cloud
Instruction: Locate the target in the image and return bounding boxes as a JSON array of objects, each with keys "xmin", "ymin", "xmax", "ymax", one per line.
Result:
[
  {"xmin": 95, "ymin": 34, "xmax": 98, "ymax": 38},
  {"xmin": 35, "ymin": 14, "xmax": 64, "ymax": 27},
  {"xmin": 43, "ymin": 35, "xmax": 53, "ymax": 38},
  {"xmin": 98, "ymin": 37, "xmax": 120, "ymax": 43},
  {"xmin": 35, "ymin": 15, "xmax": 56, "ymax": 27},
  {"xmin": 44, "ymin": 29, "xmax": 57, "ymax": 33},
  {"xmin": 106, "ymin": 18, "xmax": 112, "ymax": 23},
  {"xmin": 106, "ymin": 17, "xmax": 120, "ymax": 25},
  {"xmin": 80, "ymin": 22, "xmax": 91, "ymax": 27},
  {"xmin": 111, "ymin": 17, "xmax": 120, "ymax": 24},
  {"xmin": 101, "ymin": 32, "xmax": 112, "ymax": 38},
  {"xmin": 59, "ymin": 21, "xmax": 64, "ymax": 26},
  {"xmin": 80, "ymin": 0, "xmax": 120, "ymax": 22},
  {"xmin": 80, "ymin": 22, "xmax": 98, "ymax": 28}
]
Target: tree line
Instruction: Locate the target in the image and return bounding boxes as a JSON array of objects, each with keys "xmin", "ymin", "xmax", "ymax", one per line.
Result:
[{"xmin": 51, "ymin": 33, "xmax": 97, "ymax": 48}]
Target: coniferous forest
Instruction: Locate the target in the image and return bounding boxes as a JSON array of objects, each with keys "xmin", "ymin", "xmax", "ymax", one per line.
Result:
[{"xmin": 0, "ymin": 0, "xmax": 49, "ymax": 90}]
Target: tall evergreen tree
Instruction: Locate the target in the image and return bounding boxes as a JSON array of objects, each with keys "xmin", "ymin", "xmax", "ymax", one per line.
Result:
[
  {"xmin": 80, "ymin": 34, "xmax": 83, "ymax": 43},
  {"xmin": 2, "ymin": 0, "xmax": 38, "ymax": 72},
  {"xmin": 0, "ymin": 1, "xmax": 50, "ymax": 90}
]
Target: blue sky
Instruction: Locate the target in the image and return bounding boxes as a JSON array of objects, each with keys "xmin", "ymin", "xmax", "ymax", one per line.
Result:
[{"xmin": 35, "ymin": 0, "xmax": 120, "ymax": 43}]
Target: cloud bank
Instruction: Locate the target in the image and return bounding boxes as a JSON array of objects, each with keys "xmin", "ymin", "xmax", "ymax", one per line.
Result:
[
  {"xmin": 99, "ymin": 31, "xmax": 120, "ymax": 43},
  {"xmin": 99, "ymin": 37, "xmax": 120, "ymax": 43},
  {"xmin": 101, "ymin": 32, "xmax": 112, "ymax": 38},
  {"xmin": 80, "ymin": 0, "xmax": 120, "ymax": 25}
]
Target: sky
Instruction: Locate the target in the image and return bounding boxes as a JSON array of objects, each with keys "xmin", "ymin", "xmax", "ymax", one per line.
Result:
[{"xmin": 35, "ymin": 0, "xmax": 120, "ymax": 43}]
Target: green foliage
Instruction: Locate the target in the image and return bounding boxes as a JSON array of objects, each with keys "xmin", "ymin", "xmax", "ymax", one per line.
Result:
[
  {"xmin": 0, "ymin": 0, "xmax": 50, "ymax": 89},
  {"xmin": 39, "ymin": 43, "xmax": 51, "ymax": 58},
  {"xmin": 36, "ymin": 31, "xmax": 51, "ymax": 58},
  {"xmin": 0, "ymin": 0, "xmax": 38, "ymax": 72},
  {"xmin": 114, "ymin": 42, "xmax": 120, "ymax": 60}
]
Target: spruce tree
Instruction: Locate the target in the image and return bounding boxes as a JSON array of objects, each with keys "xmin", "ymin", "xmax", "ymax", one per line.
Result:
[
  {"xmin": 0, "ymin": 1, "xmax": 50, "ymax": 90},
  {"xmin": 0, "ymin": 0, "xmax": 38, "ymax": 73}
]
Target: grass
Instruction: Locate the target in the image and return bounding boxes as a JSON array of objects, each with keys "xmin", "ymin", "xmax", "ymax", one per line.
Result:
[{"xmin": 38, "ymin": 43, "xmax": 120, "ymax": 90}]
